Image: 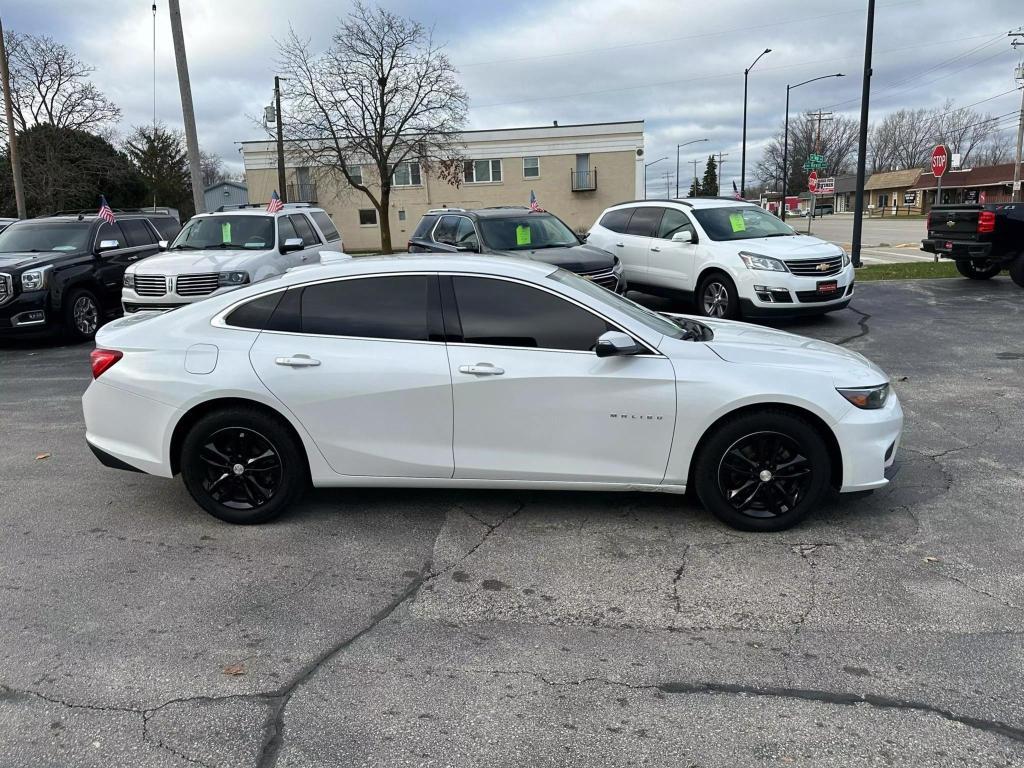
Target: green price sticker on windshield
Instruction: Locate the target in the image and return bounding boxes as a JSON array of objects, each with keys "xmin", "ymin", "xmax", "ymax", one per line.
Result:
[
  {"xmin": 729, "ymin": 213, "xmax": 746, "ymax": 233},
  {"xmin": 515, "ymin": 224, "xmax": 532, "ymax": 246},
  {"xmin": 221, "ymin": 222, "xmax": 232, "ymax": 243}
]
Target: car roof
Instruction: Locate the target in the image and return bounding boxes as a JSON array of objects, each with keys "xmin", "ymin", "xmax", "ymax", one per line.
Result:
[
  {"xmin": 424, "ymin": 207, "xmax": 547, "ymax": 220},
  {"xmin": 606, "ymin": 197, "xmax": 759, "ymax": 211},
  {"xmin": 25, "ymin": 214, "xmax": 153, "ymax": 224},
  {"xmin": 196, "ymin": 205, "xmax": 327, "ymax": 218}
]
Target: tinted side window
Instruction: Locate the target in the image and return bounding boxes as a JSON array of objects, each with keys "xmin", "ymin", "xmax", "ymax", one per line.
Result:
[
  {"xmin": 599, "ymin": 208, "xmax": 632, "ymax": 234},
  {"xmin": 454, "ymin": 218, "xmax": 478, "ymax": 248},
  {"xmin": 310, "ymin": 211, "xmax": 340, "ymax": 242},
  {"xmin": 657, "ymin": 208, "xmax": 695, "ymax": 240},
  {"xmin": 277, "ymin": 216, "xmax": 298, "ymax": 246},
  {"xmin": 289, "ymin": 214, "xmax": 321, "ymax": 245},
  {"xmin": 300, "ymin": 275, "xmax": 440, "ymax": 341},
  {"xmin": 452, "ymin": 276, "xmax": 612, "ymax": 352},
  {"xmin": 433, "ymin": 215, "xmax": 460, "ymax": 245},
  {"xmin": 147, "ymin": 217, "xmax": 181, "ymax": 240},
  {"xmin": 625, "ymin": 207, "xmax": 664, "ymax": 237},
  {"xmin": 412, "ymin": 215, "xmax": 437, "ymax": 240},
  {"xmin": 120, "ymin": 219, "xmax": 156, "ymax": 247},
  {"xmin": 95, "ymin": 221, "xmax": 127, "ymax": 249},
  {"xmin": 224, "ymin": 291, "xmax": 284, "ymax": 330}
]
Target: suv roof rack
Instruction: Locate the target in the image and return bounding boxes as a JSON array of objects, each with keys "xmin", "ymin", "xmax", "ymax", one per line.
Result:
[
  {"xmin": 610, "ymin": 198, "xmax": 694, "ymax": 208},
  {"xmin": 426, "ymin": 207, "xmax": 466, "ymax": 214},
  {"xmin": 475, "ymin": 206, "xmax": 531, "ymax": 211},
  {"xmin": 283, "ymin": 201, "xmax": 316, "ymax": 208},
  {"xmin": 214, "ymin": 203, "xmax": 267, "ymax": 212},
  {"xmin": 41, "ymin": 208, "xmax": 151, "ymax": 220}
]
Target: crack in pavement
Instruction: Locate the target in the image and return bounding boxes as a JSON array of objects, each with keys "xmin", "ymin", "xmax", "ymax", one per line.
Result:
[{"xmin": 835, "ymin": 306, "xmax": 871, "ymax": 347}]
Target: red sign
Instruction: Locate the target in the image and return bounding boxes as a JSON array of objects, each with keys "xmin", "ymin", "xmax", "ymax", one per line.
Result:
[
  {"xmin": 808, "ymin": 170, "xmax": 818, "ymax": 194},
  {"xmin": 931, "ymin": 145, "xmax": 949, "ymax": 178}
]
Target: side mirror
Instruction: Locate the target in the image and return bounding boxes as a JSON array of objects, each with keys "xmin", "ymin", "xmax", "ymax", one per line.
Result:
[
  {"xmin": 158, "ymin": 240, "xmax": 168, "ymax": 251},
  {"xmin": 671, "ymin": 230, "xmax": 693, "ymax": 244},
  {"xmin": 281, "ymin": 237, "xmax": 304, "ymax": 253},
  {"xmin": 97, "ymin": 239, "xmax": 120, "ymax": 252},
  {"xmin": 594, "ymin": 330, "xmax": 643, "ymax": 358}
]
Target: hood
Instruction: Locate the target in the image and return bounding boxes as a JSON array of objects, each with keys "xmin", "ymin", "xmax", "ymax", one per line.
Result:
[
  {"xmin": 732, "ymin": 235, "xmax": 843, "ymax": 261},
  {"xmin": 490, "ymin": 243, "xmax": 615, "ymax": 272},
  {"xmin": 130, "ymin": 248, "xmax": 262, "ymax": 274},
  {"xmin": 686, "ymin": 316, "xmax": 887, "ymax": 386},
  {"xmin": 0, "ymin": 252, "xmax": 54, "ymax": 269}
]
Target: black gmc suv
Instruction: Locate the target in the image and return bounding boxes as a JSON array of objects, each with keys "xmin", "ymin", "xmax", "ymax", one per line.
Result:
[
  {"xmin": 921, "ymin": 203, "xmax": 1024, "ymax": 287},
  {"xmin": 0, "ymin": 211, "xmax": 180, "ymax": 341},
  {"xmin": 408, "ymin": 206, "xmax": 624, "ymax": 292}
]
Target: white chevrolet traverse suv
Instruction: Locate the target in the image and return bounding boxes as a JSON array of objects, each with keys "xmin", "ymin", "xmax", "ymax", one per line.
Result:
[
  {"xmin": 84, "ymin": 254, "xmax": 901, "ymax": 532},
  {"xmin": 587, "ymin": 198, "xmax": 854, "ymax": 319},
  {"xmin": 121, "ymin": 204, "xmax": 344, "ymax": 312}
]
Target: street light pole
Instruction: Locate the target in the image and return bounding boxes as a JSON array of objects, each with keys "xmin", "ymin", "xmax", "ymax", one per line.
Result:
[
  {"xmin": 676, "ymin": 138, "xmax": 709, "ymax": 197},
  {"xmin": 274, "ymin": 75, "xmax": 288, "ymax": 203},
  {"xmin": 644, "ymin": 156, "xmax": 667, "ymax": 199},
  {"xmin": 741, "ymin": 48, "xmax": 771, "ymax": 199},
  {"xmin": 781, "ymin": 72, "xmax": 844, "ymax": 221}
]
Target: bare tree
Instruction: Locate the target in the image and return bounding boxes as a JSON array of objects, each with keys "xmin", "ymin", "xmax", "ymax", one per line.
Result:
[
  {"xmin": 1, "ymin": 29, "xmax": 120, "ymax": 141},
  {"xmin": 868, "ymin": 109, "xmax": 932, "ymax": 171},
  {"xmin": 755, "ymin": 113, "xmax": 860, "ymax": 194},
  {"xmin": 277, "ymin": 2, "xmax": 468, "ymax": 252},
  {"xmin": 974, "ymin": 130, "xmax": 1014, "ymax": 166},
  {"xmin": 199, "ymin": 149, "xmax": 226, "ymax": 188},
  {"xmin": 932, "ymin": 100, "xmax": 1000, "ymax": 165}
]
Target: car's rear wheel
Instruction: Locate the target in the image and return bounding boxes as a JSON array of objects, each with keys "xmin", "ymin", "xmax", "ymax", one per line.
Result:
[
  {"xmin": 696, "ymin": 272, "xmax": 739, "ymax": 319},
  {"xmin": 1009, "ymin": 254, "xmax": 1024, "ymax": 288},
  {"xmin": 63, "ymin": 288, "xmax": 101, "ymax": 341},
  {"xmin": 694, "ymin": 410, "xmax": 831, "ymax": 532},
  {"xmin": 955, "ymin": 259, "xmax": 1001, "ymax": 280},
  {"xmin": 180, "ymin": 407, "xmax": 306, "ymax": 524}
]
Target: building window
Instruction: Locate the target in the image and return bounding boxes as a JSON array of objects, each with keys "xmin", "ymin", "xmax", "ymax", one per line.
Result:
[
  {"xmin": 523, "ymin": 157, "xmax": 539, "ymax": 178},
  {"xmin": 392, "ymin": 161, "xmax": 421, "ymax": 187},
  {"xmin": 359, "ymin": 209, "xmax": 378, "ymax": 226},
  {"xmin": 347, "ymin": 164, "xmax": 362, "ymax": 185},
  {"xmin": 464, "ymin": 159, "xmax": 502, "ymax": 184},
  {"xmin": 398, "ymin": 209, "xmax": 406, "ymax": 221}
]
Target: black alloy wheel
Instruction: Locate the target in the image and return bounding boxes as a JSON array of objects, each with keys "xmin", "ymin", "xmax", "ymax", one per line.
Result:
[
  {"xmin": 64, "ymin": 288, "xmax": 101, "ymax": 341},
  {"xmin": 955, "ymin": 260, "xmax": 1001, "ymax": 280},
  {"xmin": 181, "ymin": 407, "xmax": 306, "ymax": 523},
  {"xmin": 696, "ymin": 273, "xmax": 739, "ymax": 319},
  {"xmin": 694, "ymin": 410, "xmax": 831, "ymax": 531}
]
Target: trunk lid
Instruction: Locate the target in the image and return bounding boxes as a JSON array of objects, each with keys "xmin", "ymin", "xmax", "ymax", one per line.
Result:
[{"xmin": 927, "ymin": 205, "xmax": 986, "ymax": 241}]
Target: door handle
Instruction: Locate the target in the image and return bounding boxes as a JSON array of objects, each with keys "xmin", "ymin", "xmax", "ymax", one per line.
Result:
[
  {"xmin": 458, "ymin": 363, "xmax": 505, "ymax": 376},
  {"xmin": 615, "ymin": 242, "xmax": 625, "ymax": 247},
  {"xmin": 650, "ymin": 246, "xmax": 661, "ymax": 252},
  {"xmin": 275, "ymin": 355, "xmax": 321, "ymax": 367}
]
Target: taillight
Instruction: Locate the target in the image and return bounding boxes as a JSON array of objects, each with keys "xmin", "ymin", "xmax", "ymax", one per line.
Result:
[
  {"xmin": 90, "ymin": 348, "xmax": 123, "ymax": 379},
  {"xmin": 978, "ymin": 211, "xmax": 995, "ymax": 234}
]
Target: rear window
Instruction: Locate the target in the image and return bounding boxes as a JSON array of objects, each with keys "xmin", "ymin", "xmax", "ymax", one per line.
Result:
[
  {"xmin": 120, "ymin": 219, "xmax": 157, "ymax": 247},
  {"xmin": 412, "ymin": 215, "xmax": 438, "ymax": 240},
  {"xmin": 299, "ymin": 275, "xmax": 440, "ymax": 341},
  {"xmin": 625, "ymin": 207, "xmax": 663, "ymax": 237},
  {"xmin": 310, "ymin": 211, "xmax": 341, "ymax": 242},
  {"xmin": 147, "ymin": 217, "xmax": 181, "ymax": 240},
  {"xmin": 599, "ymin": 208, "xmax": 632, "ymax": 234}
]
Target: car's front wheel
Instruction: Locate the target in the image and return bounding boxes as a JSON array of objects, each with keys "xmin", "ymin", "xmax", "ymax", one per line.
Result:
[
  {"xmin": 63, "ymin": 287, "xmax": 101, "ymax": 341},
  {"xmin": 694, "ymin": 410, "xmax": 831, "ymax": 532},
  {"xmin": 180, "ymin": 407, "xmax": 307, "ymax": 524},
  {"xmin": 696, "ymin": 272, "xmax": 739, "ymax": 319},
  {"xmin": 955, "ymin": 260, "xmax": 1002, "ymax": 280}
]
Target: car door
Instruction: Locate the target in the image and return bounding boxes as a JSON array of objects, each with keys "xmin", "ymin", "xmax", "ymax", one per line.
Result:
[
  {"xmin": 248, "ymin": 274, "xmax": 454, "ymax": 478},
  {"xmin": 288, "ymin": 213, "xmax": 325, "ymax": 263},
  {"xmin": 92, "ymin": 221, "xmax": 136, "ymax": 307},
  {"xmin": 443, "ymin": 274, "xmax": 676, "ymax": 483},
  {"xmin": 647, "ymin": 207, "xmax": 699, "ymax": 292},
  {"xmin": 594, "ymin": 208, "xmax": 645, "ymax": 281}
]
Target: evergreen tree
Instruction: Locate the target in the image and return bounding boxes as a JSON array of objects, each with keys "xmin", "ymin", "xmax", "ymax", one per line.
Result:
[
  {"xmin": 688, "ymin": 177, "xmax": 701, "ymax": 197},
  {"xmin": 701, "ymin": 155, "xmax": 719, "ymax": 197},
  {"xmin": 124, "ymin": 123, "xmax": 193, "ymax": 215}
]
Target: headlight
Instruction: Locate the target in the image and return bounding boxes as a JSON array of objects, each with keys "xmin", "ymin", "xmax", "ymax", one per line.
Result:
[
  {"xmin": 841, "ymin": 250, "xmax": 851, "ymax": 268},
  {"xmin": 218, "ymin": 271, "xmax": 250, "ymax": 286},
  {"xmin": 738, "ymin": 252, "xmax": 788, "ymax": 272},
  {"xmin": 123, "ymin": 272, "xmax": 134, "ymax": 289},
  {"xmin": 20, "ymin": 267, "xmax": 49, "ymax": 291},
  {"xmin": 837, "ymin": 383, "xmax": 890, "ymax": 410}
]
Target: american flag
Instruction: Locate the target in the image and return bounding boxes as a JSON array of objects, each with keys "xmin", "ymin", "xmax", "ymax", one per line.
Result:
[
  {"xmin": 529, "ymin": 190, "xmax": 544, "ymax": 212},
  {"xmin": 732, "ymin": 180, "xmax": 742, "ymax": 200},
  {"xmin": 267, "ymin": 190, "xmax": 284, "ymax": 213},
  {"xmin": 98, "ymin": 195, "xmax": 115, "ymax": 224}
]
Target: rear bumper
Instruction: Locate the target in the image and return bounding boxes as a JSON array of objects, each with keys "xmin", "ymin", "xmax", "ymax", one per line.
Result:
[
  {"xmin": 921, "ymin": 238, "xmax": 995, "ymax": 261},
  {"xmin": 83, "ymin": 380, "xmax": 178, "ymax": 477}
]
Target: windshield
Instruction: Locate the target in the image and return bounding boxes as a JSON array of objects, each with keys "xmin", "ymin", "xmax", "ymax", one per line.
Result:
[
  {"xmin": 547, "ymin": 268, "xmax": 709, "ymax": 341},
  {"xmin": 478, "ymin": 214, "xmax": 579, "ymax": 251},
  {"xmin": 0, "ymin": 222, "xmax": 92, "ymax": 253},
  {"xmin": 170, "ymin": 215, "xmax": 275, "ymax": 250},
  {"xmin": 691, "ymin": 206, "xmax": 796, "ymax": 241}
]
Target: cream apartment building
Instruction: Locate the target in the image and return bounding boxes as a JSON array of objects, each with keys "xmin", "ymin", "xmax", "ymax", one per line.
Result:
[{"xmin": 240, "ymin": 121, "xmax": 645, "ymax": 251}]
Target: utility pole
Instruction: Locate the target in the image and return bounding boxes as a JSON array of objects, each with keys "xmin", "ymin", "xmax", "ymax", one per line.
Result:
[
  {"xmin": 168, "ymin": 0, "xmax": 204, "ymax": 214},
  {"xmin": 274, "ymin": 76, "xmax": 288, "ymax": 203},
  {"xmin": 806, "ymin": 109, "xmax": 833, "ymax": 232},
  {"xmin": 850, "ymin": 0, "xmax": 876, "ymax": 267},
  {"xmin": 1010, "ymin": 28, "xmax": 1024, "ymax": 203},
  {"xmin": 716, "ymin": 152, "xmax": 729, "ymax": 195},
  {"xmin": 691, "ymin": 159, "xmax": 701, "ymax": 196},
  {"xmin": 0, "ymin": 17, "xmax": 26, "ymax": 218},
  {"xmin": 664, "ymin": 172, "xmax": 671, "ymax": 199}
]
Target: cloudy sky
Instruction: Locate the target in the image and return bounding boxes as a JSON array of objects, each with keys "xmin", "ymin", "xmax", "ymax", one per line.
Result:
[{"xmin": 4, "ymin": 0, "xmax": 1021, "ymax": 194}]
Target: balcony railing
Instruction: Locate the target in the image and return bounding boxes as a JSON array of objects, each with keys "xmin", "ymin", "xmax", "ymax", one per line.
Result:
[
  {"xmin": 571, "ymin": 169, "xmax": 597, "ymax": 191},
  {"xmin": 287, "ymin": 182, "xmax": 318, "ymax": 203}
]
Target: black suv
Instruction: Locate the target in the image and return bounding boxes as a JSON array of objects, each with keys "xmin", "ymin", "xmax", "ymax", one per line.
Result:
[
  {"xmin": 408, "ymin": 206, "xmax": 624, "ymax": 292},
  {"xmin": 0, "ymin": 211, "xmax": 180, "ymax": 341}
]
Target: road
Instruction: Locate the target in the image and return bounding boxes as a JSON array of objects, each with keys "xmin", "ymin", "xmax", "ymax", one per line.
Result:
[
  {"xmin": 2, "ymin": 278, "xmax": 1024, "ymax": 767},
  {"xmin": 791, "ymin": 213, "xmax": 935, "ymax": 265}
]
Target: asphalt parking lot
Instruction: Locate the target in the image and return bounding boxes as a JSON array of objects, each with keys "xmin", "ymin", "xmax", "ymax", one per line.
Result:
[{"xmin": 2, "ymin": 277, "xmax": 1023, "ymax": 767}]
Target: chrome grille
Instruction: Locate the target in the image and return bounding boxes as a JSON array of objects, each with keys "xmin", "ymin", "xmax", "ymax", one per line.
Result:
[
  {"xmin": 133, "ymin": 274, "xmax": 167, "ymax": 297},
  {"xmin": 579, "ymin": 267, "xmax": 619, "ymax": 289},
  {"xmin": 175, "ymin": 273, "xmax": 220, "ymax": 297},
  {"xmin": 784, "ymin": 256, "xmax": 843, "ymax": 277},
  {"xmin": 0, "ymin": 273, "xmax": 11, "ymax": 304}
]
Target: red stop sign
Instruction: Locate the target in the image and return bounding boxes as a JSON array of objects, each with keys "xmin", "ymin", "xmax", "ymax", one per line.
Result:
[
  {"xmin": 808, "ymin": 170, "xmax": 818, "ymax": 193},
  {"xmin": 931, "ymin": 145, "xmax": 949, "ymax": 178}
]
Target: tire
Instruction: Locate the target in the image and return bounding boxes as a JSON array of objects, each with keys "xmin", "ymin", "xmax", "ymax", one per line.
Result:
[
  {"xmin": 180, "ymin": 407, "xmax": 307, "ymax": 524},
  {"xmin": 955, "ymin": 260, "xmax": 1001, "ymax": 280},
  {"xmin": 62, "ymin": 287, "xmax": 101, "ymax": 342},
  {"xmin": 1010, "ymin": 254, "xmax": 1024, "ymax": 289},
  {"xmin": 693, "ymin": 410, "xmax": 832, "ymax": 532},
  {"xmin": 696, "ymin": 272, "xmax": 739, "ymax": 319}
]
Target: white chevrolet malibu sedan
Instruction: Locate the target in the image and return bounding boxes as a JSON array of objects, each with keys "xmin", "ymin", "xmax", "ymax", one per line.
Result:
[{"xmin": 82, "ymin": 254, "xmax": 902, "ymax": 532}]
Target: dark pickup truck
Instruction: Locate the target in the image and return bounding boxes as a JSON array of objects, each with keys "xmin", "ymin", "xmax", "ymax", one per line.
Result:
[{"xmin": 921, "ymin": 203, "xmax": 1024, "ymax": 287}]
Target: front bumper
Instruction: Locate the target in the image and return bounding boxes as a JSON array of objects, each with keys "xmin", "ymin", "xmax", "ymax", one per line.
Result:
[
  {"xmin": 834, "ymin": 390, "xmax": 904, "ymax": 492},
  {"xmin": 0, "ymin": 289, "xmax": 53, "ymax": 336},
  {"xmin": 122, "ymin": 285, "xmax": 235, "ymax": 314},
  {"xmin": 736, "ymin": 263, "xmax": 855, "ymax": 316}
]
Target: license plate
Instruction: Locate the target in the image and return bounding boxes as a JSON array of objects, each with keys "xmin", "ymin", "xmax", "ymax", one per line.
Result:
[
  {"xmin": 817, "ymin": 280, "xmax": 838, "ymax": 295},
  {"xmin": 943, "ymin": 241, "xmax": 953, "ymax": 250}
]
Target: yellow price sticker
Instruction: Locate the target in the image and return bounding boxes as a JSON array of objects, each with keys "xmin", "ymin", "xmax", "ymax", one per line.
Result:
[
  {"xmin": 516, "ymin": 224, "xmax": 532, "ymax": 246},
  {"xmin": 729, "ymin": 213, "xmax": 746, "ymax": 233}
]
